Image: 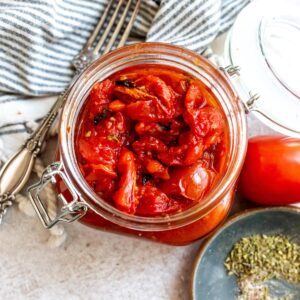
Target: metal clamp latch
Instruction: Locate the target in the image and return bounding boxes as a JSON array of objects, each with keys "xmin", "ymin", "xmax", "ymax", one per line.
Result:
[
  {"xmin": 220, "ymin": 65, "xmax": 261, "ymax": 113},
  {"xmin": 220, "ymin": 65, "xmax": 300, "ymax": 136},
  {"xmin": 28, "ymin": 162, "xmax": 88, "ymax": 229}
]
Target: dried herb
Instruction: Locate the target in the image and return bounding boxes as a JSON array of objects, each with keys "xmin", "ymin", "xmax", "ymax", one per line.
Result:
[
  {"xmin": 225, "ymin": 234, "xmax": 300, "ymax": 300},
  {"xmin": 107, "ymin": 133, "xmax": 120, "ymax": 142},
  {"xmin": 115, "ymin": 79, "xmax": 135, "ymax": 88}
]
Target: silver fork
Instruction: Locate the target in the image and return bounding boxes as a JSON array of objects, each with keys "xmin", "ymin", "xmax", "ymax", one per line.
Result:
[{"xmin": 0, "ymin": 0, "xmax": 141, "ymax": 224}]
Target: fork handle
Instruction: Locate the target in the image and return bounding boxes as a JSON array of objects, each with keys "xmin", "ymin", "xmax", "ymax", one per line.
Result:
[{"xmin": 0, "ymin": 88, "xmax": 68, "ymax": 201}]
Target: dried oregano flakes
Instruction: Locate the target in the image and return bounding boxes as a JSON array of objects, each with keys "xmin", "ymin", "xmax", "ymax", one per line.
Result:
[{"xmin": 224, "ymin": 234, "xmax": 300, "ymax": 299}]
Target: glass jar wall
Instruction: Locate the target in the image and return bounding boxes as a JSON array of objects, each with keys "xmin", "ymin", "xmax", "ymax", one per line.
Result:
[{"xmin": 56, "ymin": 43, "xmax": 247, "ymax": 245}]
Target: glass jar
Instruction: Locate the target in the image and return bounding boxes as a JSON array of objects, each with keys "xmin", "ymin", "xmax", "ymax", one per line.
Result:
[
  {"xmin": 29, "ymin": 43, "xmax": 247, "ymax": 245},
  {"xmin": 223, "ymin": 0, "xmax": 300, "ymax": 137}
]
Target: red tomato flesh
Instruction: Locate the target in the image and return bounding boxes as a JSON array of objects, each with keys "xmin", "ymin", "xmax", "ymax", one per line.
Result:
[{"xmin": 75, "ymin": 65, "xmax": 228, "ymax": 216}]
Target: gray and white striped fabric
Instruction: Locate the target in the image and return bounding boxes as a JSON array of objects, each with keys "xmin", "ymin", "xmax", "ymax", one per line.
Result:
[{"xmin": 0, "ymin": 0, "xmax": 249, "ymax": 162}]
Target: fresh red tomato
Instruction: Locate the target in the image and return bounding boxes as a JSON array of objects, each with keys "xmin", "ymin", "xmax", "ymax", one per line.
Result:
[{"xmin": 238, "ymin": 136, "xmax": 300, "ymax": 205}]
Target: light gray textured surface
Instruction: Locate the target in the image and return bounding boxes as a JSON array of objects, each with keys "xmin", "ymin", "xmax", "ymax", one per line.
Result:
[
  {"xmin": 0, "ymin": 207, "xmax": 198, "ymax": 300},
  {"xmin": 0, "ymin": 34, "xmax": 277, "ymax": 300}
]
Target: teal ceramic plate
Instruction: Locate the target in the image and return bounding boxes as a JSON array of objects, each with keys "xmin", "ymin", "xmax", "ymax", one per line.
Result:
[{"xmin": 191, "ymin": 207, "xmax": 300, "ymax": 300}]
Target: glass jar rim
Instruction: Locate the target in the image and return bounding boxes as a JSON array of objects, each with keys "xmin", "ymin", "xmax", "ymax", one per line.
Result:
[{"xmin": 59, "ymin": 42, "xmax": 247, "ymax": 231}]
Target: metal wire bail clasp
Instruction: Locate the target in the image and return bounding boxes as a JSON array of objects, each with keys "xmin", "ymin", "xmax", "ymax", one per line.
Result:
[
  {"xmin": 220, "ymin": 65, "xmax": 260, "ymax": 113},
  {"xmin": 28, "ymin": 162, "xmax": 88, "ymax": 229}
]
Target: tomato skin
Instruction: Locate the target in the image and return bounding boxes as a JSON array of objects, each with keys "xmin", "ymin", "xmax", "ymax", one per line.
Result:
[
  {"xmin": 138, "ymin": 75, "xmax": 175, "ymax": 111},
  {"xmin": 184, "ymin": 83, "xmax": 206, "ymax": 111},
  {"xmin": 113, "ymin": 148, "xmax": 138, "ymax": 214},
  {"xmin": 108, "ymin": 100, "xmax": 126, "ymax": 112},
  {"xmin": 184, "ymin": 106, "xmax": 224, "ymax": 139},
  {"xmin": 88, "ymin": 79, "xmax": 114, "ymax": 113},
  {"xmin": 136, "ymin": 186, "xmax": 183, "ymax": 216},
  {"xmin": 160, "ymin": 163, "xmax": 215, "ymax": 201},
  {"xmin": 135, "ymin": 120, "xmax": 183, "ymax": 143},
  {"xmin": 238, "ymin": 136, "xmax": 300, "ymax": 205}
]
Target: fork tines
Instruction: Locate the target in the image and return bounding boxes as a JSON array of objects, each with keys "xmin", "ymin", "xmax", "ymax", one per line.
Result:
[{"xmin": 93, "ymin": 0, "xmax": 141, "ymax": 55}]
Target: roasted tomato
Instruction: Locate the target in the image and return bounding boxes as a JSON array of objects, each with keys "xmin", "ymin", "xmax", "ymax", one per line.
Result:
[
  {"xmin": 160, "ymin": 163, "xmax": 215, "ymax": 201},
  {"xmin": 238, "ymin": 136, "xmax": 300, "ymax": 205},
  {"xmin": 136, "ymin": 186, "xmax": 184, "ymax": 216},
  {"xmin": 113, "ymin": 148, "xmax": 138, "ymax": 214},
  {"xmin": 75, "ymin": 65, "xmax": 228, "ymax": 216},
  {"xmin": 135, "ymin": 120, "xmax": 184, "ymax": 143},
  {"xmin": 87, "ymin": 79, "xmax": 114, "ymax": 114},
  {"xmin": 132, "ymin": 137, "xmax": 169, "ymax": 180}
]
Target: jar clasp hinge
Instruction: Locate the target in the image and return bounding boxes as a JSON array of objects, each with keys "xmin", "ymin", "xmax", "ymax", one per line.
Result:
[
  {"xmin": 27, "ymin": 161, "xmax": 88, "ymax": 229},
  {"xmin": 220, "ymin": 65, "xmax": 260, "ymax": 113}
]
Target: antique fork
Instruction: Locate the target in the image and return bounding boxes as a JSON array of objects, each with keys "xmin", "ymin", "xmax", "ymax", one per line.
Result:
[{"xmin": 0, "ymin": 0, "xmax": 141, "ymax": 223}]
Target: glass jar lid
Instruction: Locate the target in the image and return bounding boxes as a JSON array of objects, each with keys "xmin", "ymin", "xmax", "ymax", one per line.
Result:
[{"xmin": 225, "ymin": 0, "xmax": 300, "ymax": 137}]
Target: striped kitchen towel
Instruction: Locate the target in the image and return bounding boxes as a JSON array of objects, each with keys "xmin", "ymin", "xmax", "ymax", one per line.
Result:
[{"xmin": 0, "ymin": 0, "xmax": 249, "ymax": 162}]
